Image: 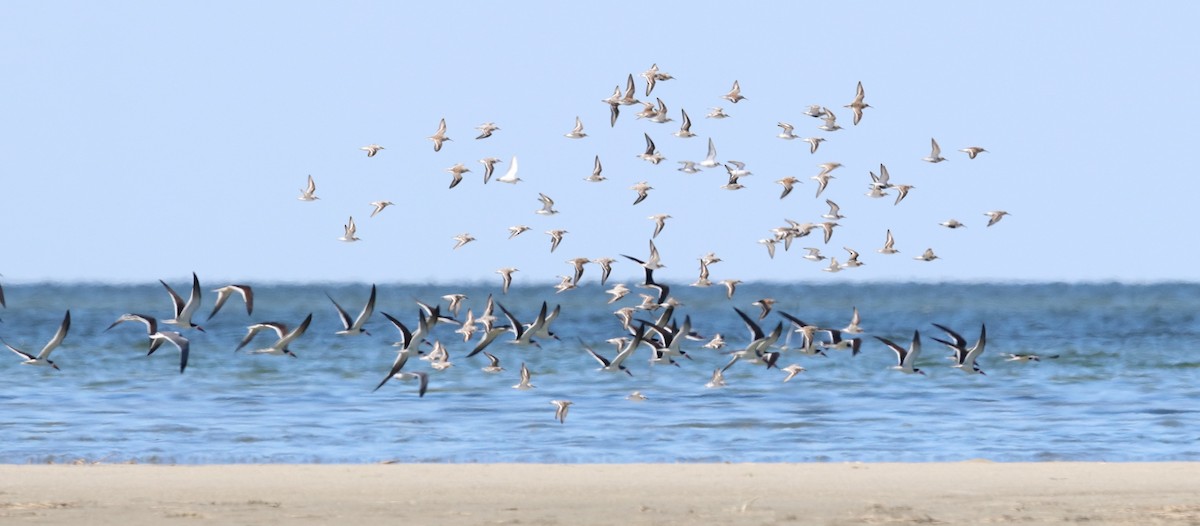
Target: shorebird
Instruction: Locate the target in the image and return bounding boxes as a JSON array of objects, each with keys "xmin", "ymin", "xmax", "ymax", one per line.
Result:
[
  {"xmin": 648, "ymin": 98, "xmax": 673, "ymax": 124},
  {"xmin": 842, "ymin": 307, "xmax": 864, "ymax": 334},
  {"xmin": 606, "ymin": 283, "xmax": 630, "ymax": 304},
  {"xmin": 234, "ymin": 313, "xmax": 312, "ymax": 357},
  {"xmin": 630, "ymin": 181, "xmax": 653, "ymax": 205},
  {"xmin": 618, "ymin": 73, "xmax": 639, "ymax": 106},
  {"xmin": 338, "ymin": 216, "xmax": 360, "ymax": 242},
  {"xmin": 752, "ymin": 298, "xmax": 776, "ymax": 320},
  {"xmin": 985, "ymin": 210, "xmax": 1011, "ymax": 227},
  {"xmin": 803, "ymin": 105, "xmax": 827, "ymax": 118},
  {"xmin": 564, "ymin": 116, "xmax": 587, "ymax": 139},
  {"xmin": 475, "ymin": 122, "xmax": 499, "ymax": 139},
  {"xmin": 148, "ymin": 331, "xmax": 190, "ymax": 374},
  {"xmin": 536, "ymin": 193, "xmax": 559, "ymax": 215},
  {"xmin": 428, "ymin": 118, "xmax": 450, "ymax": 152},
  {"xmin": 1003, "ymin": 352, "xmax": 1058, "ymax": 362},
  {"xmin": 677, "ymin": 160, "xmax": 701, "ymax": 174},
  {"xmin": 703, "ymin": 333, "xmax": 725, "ymax": 350},
  {"xmin": 441, "ymin": 294, "xmax": 467, "ymax": 318},
  {"xmin": 649, "ymin": 214, "xmax": 671, "ymax": 238},
  {"xmin": 758, "ymin": 238, "xmax": 779, "ymax": 259},
  {"xmin": 922, "ymin": 138, "xmax": 946, "ymax": 163},
  {"xmin": 705, "ymin": 368, "xmax": 726, "ymax": 388},
  {"xmin": 452, "ymin": 233, "xmax": 475, "ymax": 250},
  {"xmin": 876, "ymin": 330, "xmax": 924, "ymax": 375},
  {"xmin": 373, "ymin": 354, "xmax": 429, "ymax": 397},
  {"xmin": 359, "ymin": 144, "xmax": 384, "ymax": 157},
  {"xmin": 207, "ymin": 284, "xmax": 253, "ymax": 321},
  {"xmin": 496, "ymin": 267, "xmax": 517, "ymax": 294},
  {"xmin": 369, "ymin": 201, "xmax": 394, "ymax": 218},
  {"xmin": 844, "ymin": 81, "xmax": 870, "ymax": 125},
  {"xmin": 479, "ymin": 157, "xmax": 502, "ymax": 183},
  {"xmin": 105, "ymin": 313, "xmax": 162, "ymax": 354},
  {"xmin": 565, "ymin": 257, "xmax": 590, "ymax": 285},
  {"xmin": 842, "ymin": 247, "xmax": 864, "ymax": 268},
  {"xmin": 803, "ymin": 247, "xmax": 826, "ymax": 262},
  {"xmin": 592, "ymin": 257, "xmax": 616, "ymax": 286},
  {"xmin": 776, "ymin": 176, "xmax": 800, "ymax": 199},
  {"xmin": 722, "ymin": 80, "xmax": 746, "ymax": 103},
  {"xmin": 811, "ymin": 172, "xmax": 834, "ymax": 198},
  {"xmin": 481, "ymin": 351, "xmax": 505, "ymax": 373},
  {"xmin": 940, "ymin": 219, "xmax": 967, "ymax": 229},
  {"xmin": 585, "ymin": 155, "xmax": 605, "ymax": 182},
  {"xmin": 327, "ymin": 284, "xmax": 376, "ymax": 336},
  {"xmin": 513, "ymin": 362, "xmax": 535, "ymax": 390},
  {"xmin": 877, "ymin": 229, "xmax": 900, "ymax": 254},
  {"xmin": 298, "ymin": 174, "xmax": 319, "ymax": 201},
  {"xmin": 818, "ymin": 108, "xmax": 841, "ymax": 132},
  {"xmin": 496, "ymin": 156, "xmax": 520, "ymax": 184},
  {"xmin": 583, "ymin": 329, "xmax": 640, "ymax": 376},
  {"xmin": 914, "ymin": 248, "xmax": 940, "ymax": 262},
  {"xmin": 782, "ymin": 364, "xmax": 806, "ymax": 382},
  {"xmin": 673, "ymin": 108, "xmax": 695, "ymax": 138},
  {"xmin": 638, "ymin": 133, "xmax": 664, "ymax": 164},
  {"xmin": 700, "ymin": 137, "xmax": 720, "ymax": 167},
  {"xmin": 626, "ymin": 391, "xmax": 647, "ymax": 402},
  {"xmin": 823, "ymin": 199, "xmax": 845, "ymax": 220},
  {"xmin": 932, "ymin": 323, "xmax": 987, "ymax": 375},
  {"xmin": 823, "ymin": 258, "xmax": 842, "ymax": 273},
  {"xmin": 161, "ymin": 273, "xmax": 205, "ymax": 332},
  {"xmin": 893, "ymin": 184, "xmax": 914, "ymax": 205},
  {"xmin": 777, "ymin": 122, "xmax": 797, "ymax": 140},
  {"xmin": 546, "ymin": 229, "xmax": 567, "ymax": 253},
  {"xmin": 445, "ymin": 163, "xmax": 471, "ymax": 189},
  {"xmin": 719, "ymin": 279, "xmax": 741, "ymax": 299},
  {"xmin": 551, "ymin": 400, "xmax": 573, "ymax": 424},
  {"xmin": 508, "ymin": 225, "xmax": 531, "ymax": 239},
  {"xmin": 706, "ymin": 107, "xmax": 730, "ymax": 119},
  {"xmin": 802, "ymin": 137, "xmax": 825, "ymax": 154},
  {"xmin": 3, "ymin": 310, "xmax": 69, "ymax": 370},
  {"xmin": 959, "ymin": 146, "xmax": 987, "ymax": 159}
]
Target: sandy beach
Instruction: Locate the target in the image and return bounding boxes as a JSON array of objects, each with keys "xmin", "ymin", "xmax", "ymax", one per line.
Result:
[{"xmin": 1, "ymin": 462, "xmax": 1197, "ymax": 524}]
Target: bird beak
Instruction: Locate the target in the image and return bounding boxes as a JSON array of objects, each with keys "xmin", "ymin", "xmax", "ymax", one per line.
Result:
[
  {"xmin": 52, "ymin": 364, "xmax": 61, "ymax": 371},
  {"xmin": 196, "ymin": 326, "xmax": 207, "ymax": 333}
]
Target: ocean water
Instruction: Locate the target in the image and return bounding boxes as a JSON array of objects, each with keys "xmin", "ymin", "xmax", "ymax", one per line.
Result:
[{"xmin": 0, "ymin": 282, "xmax": 1196, "ymax": 464}]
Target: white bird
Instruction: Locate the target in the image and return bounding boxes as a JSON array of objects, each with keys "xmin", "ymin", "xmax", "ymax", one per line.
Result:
[
  {"xmin": 985, "ymin": 210, "xmax": 1011, "ymax": 227},
  {"xmin": 369, "ymin": 201, "xmax": 394, "ymax": 218},
  {"xmin": 959, "ymin": 146, "xmax": 987, "ymax": 159},
  {"xmin": 940, "ymin": 219, "xmax": 967, "ymax": 229},
  {"xmin": 782, "ymin": 364, "xmax": 806, "ymax": 382},
  {"xmin": 161, "ymin": 273, "xmax": 205, "ymax": 332},
  {"xmin": 338, "ymin": 216, "xmax": 360, "ymax": 242},
  {"xmin": 536, "ymin": 193, "xmax": 559, "ymax": 215},
  {"xmin": 700, "ymin": 137, "xmax": 720, "ymax": 167},
  {"xmin": 922, "ymin": 138, "xmax": 946, "ymax": 163},
  {"xmin": 298, "ymin": 174, "xmax": 319, "ymax": 201},
  {"xmin": 496, "ymin": 156, "xmax": 521, "ymax": 184},
  {"xmin": 551, "ymin": 399, "xmax": 573, "ymax": 424},
  {"xmin": 875, "ymin": 330, "xmax": 924, "ymax": 375},
  {"xmin": 428, "ymin": 118, "xmax": 450, "ymax": 152},
  {"xmin": 818, "ymin": 108, "xmax": 841, "ymax": 132},
  {"xmin": 234, "ymin": 313, "xmax": 312, "ymax": 357},
  {"xmin": 360, "ymin": 144, "xmax": 384, "ymax": 157},
  {"xmin": 722, "ymin": 80, "xmax": 746, "ymax": 103},
  {"xmin": 564, "ymin": 116, "xmax": 587, "ymax": 139},
  {"xmin": 479, "ymin": 157, "xmax": 502, "ymax": 184},
  {"xmin": 327, "ymin": 284, "xmax": 376, "ymax": 336},
  {"xmin": 207, "ymin": 284, "xmax": 254, "ymax": 321},
  {"xmin": 822, "ymin": 199, "xmax": 845, "ymax": 220},
  {"xmin": 3, "ymin": 310, "xmax": 70, "ymax": 370}
]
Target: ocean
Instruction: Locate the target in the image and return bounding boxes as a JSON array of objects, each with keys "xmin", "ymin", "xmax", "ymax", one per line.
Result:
[{"xmin": 0, "ymin": 281, "xmax": 1196, "ymax": 463}]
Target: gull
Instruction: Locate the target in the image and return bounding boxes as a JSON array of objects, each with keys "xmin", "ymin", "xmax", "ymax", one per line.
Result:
[
  {"xmin": 327, "ymin": 284, "xmax": 376, "ymax": 336},
  {"xmin": 360, "ymin": 144, "xmax": 384, "ymax": 157},
  {"xmin": 207, "ymin": 284, "xmax": 253, "ymax": 321},
  {"xmin": 875, "ymin": 330, "xmax": 924, "ymax": 375},
  {"xmin": 703, "ymin": 333, "xmax": 725, "ymax": 350},
  {"xmin": 564, "ymin": 116, "xmax": 587, "ymax": 139},
  {"xmin": 811, "ymin": 172, "xmax": 834, "ymax": 198},
  {"xmin": 822, "ymin": 199, "xmax": 845, "ymax": 220},
  {"xmin": 719, "ymin": 279, "xmax": 741, "ymax": 300},
  {"xmin": 496, "ymin": 156, "xmax": 521, "ymax": 183},
  {"xmin": 338, "ymin": 216, "xmax": 360, "ymax": 242},
  {"xmin": 105, "ymin": 313, "xmax": 162, "ymax": 354},
  {"xmin": 819, "ymin": 221, "xmax": 840, "ymax": 244},
  {"xmin": 585, "ymin": 155, "xmax": 605, "ymax": 182},
  {"xmin": 148, "ymin": 331, "xmax": 190, "ymax": 374},
  {"xmin": 452, "ymin": 233, "xmax": 475, "ymax": 250},
  {"xmin": 508, "ymin": 225, "xmax": 531, "ymax": 239},
  {"xmin": 775, "ymin": 176, "xmax": 800, "ymax": 199},
  {"xmin": 922, "ymin": 138, "xmax": 946, "ymax": 163},
  {"xmin": 298, "ymin": 174, "xmax": 319, "ymax": 201},
  {"xmin": 479, "ymin": 157, "xmax": 502, "ymax": 183},
  {"xmin": 606, "ymin": 283, "xmax": 630, "ymax": 304},
  {"xmin": 627, "ymin": 391, "xmax": 647, "ymax": 402},
  {"xmin": 631, "ymin": 181, "xmax": 653, "ymax": 205},
  {"xmin": 638, "ymin": 133, "xmax": 665, "ymax": 164},
  {"xmin": 673, "ymin": 108, "xmax": 695, "ymax": 138},
  {"xmin": 706, "ymin": 107, "xmax": 730, "ymax": 119},
  {"xmin": 161, "ymin": 272, "xmax": 205, "ymax": 332},
  {"xmin": 546, "ymin": 229, "xmax": 567, "ymax": 253},
  {"xmin": 369, "ymin": 201, "xmax": 394, "ymax": 218},
  {"xmin": 844, "ymin": 81, "xmax": 870, "ymax": 125},
  {"xmin": 802, "ymin": 137, "xmax": 825, "ymax": 154},
  {"xmin": 496, "ymin": 267, "xmax": 518, "ymax": 294},
  {"xmin": 758, "ymin": 238, "xmax": 779, "ymax": 259},
  {"xmin": 475, "ymin": 122, "xmax": 499, "ymax": 139},
  {"xmin": 822, "ymin": 257, "xmax": 842, "ymax": 273},
  {"xmin": 843, "ymin": 247, "xmax": 864, "ymax": 268},
  {"xmin": 565, "ymin": 257, "xmax": 590, "ymax": 285},
  {"xmin": 777, "ymin": 122, "xmax": 797, "ymax": 140},
  {"xmin": 940, "ymin": 219, "xmax": 967, "ymax": 229},
  {"xmin": 481, "ymin": 351, "xmax": 505, "ymax": 373},
  {"xmin": 803, "ymin": 247, "xmax": 826, "ymax": 262},
  {"xmin": 985, "ymin": 210, "xmax": 1011, "ymax": 227},
  {"xmin": 536, "ymin": 193, "xmax": 559, "ymax": 215},
  {"xmin": 893, "ymin": 184, "xmax": 915, "ymax": 205},
  {"xmin": 722, "ymin": 80, "xmax": 746, "ymax": 103},
  {"xmin": 551, "ymin": 400, "xmax": 573, "ymax": 424},
  {"xmin": 428, "ymin": 118, "xmax": 450, "ymax": 152},
  {"xmin": 592, "ymin": 257, "xmax": 616, "ymax": 286},
  {"xmin": 782, "ymin": 364, "xmax": 806, "ymax": 382},
  {"xmin": 842, "ymin": 306, "xmax": 864, "ymax": 334},
  {"xmin": 804, "ymin": 105, "xmax": 827, "ymax": 118},
  {"xmin": 706, "ymin": 368, "xmax": 726, "ymax": 388},
  {"xmin": 931, "ymin": 323, "xmax": 987, "ymax": 375},
  {"xmin": 878, "ymin": 229, "xmax": 900, "ymax": 254},
  {"xmin": 818, "ymin": 108, "xmax": 841, "ymax": 131},
  {"xmin": 700, "ymin": 137, "xmax": 720, "ymax": 167},
  {"xmin": 959, "ymin": 146, "xmax": 987, "ymax": 159},
  {"xmin": 3, "ymin": 310, "xmax": 69, "ymax": 370},
  {"xmin": 649, "ymin": 214, "xmax": 671, "ymax": 238},
  {"xmin": 513, "ymin": 362, "xmax": 535, "ymax": 390},
  {"xmin": 445, "ymin": 163, "xmax": 471, "ymax": 189},
  {"xmin": 677, "ymin": 160, "xmax": 701, "ymax": 174},
  {"xmin": 234, "ymin": 313, "xmax": 313, "ymax": 357},
  {"xmin": 914, "ymin": 248, "xmax": 940, "ymax": 262},
  {"xmin": 752, "ymin": 298, "xmax": 776, "ymax": 320}
]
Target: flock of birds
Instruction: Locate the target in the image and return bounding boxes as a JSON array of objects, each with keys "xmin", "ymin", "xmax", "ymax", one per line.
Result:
[{"xmin": 2, "ymin": 65, "xmax": 1029, "ymax": 424}]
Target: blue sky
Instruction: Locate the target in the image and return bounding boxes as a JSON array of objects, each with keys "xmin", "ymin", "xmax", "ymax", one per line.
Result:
[{"xmin": 1, "ymin": 2, "xmax": 1196, "ymax": 284}]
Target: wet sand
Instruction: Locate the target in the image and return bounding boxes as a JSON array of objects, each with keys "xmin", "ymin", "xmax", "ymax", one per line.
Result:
[{"xmin": 2, "ymin": 462, "xmax": 1198, "ymax": 525}]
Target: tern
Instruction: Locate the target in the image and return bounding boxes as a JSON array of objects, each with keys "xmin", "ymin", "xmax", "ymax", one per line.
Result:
[
  {"xmin": 373, "ymin": 349, "xmax": 429, "ymax": 396},
  {"xmin": 149, "ymin": 331, "xmax": 190, "ymax": 374},
  {"xmin": 820, "ymin": 329, "xmax": 862, "ymax": 356},
  {"xmin": 3, "ymin": 310, "xmax": 70, "ymax": 370},
  {"xmin": 496, "ymin": 156, "xmax": 521, "ymax": 184},
  {"xmin": 959, "ymin": 146, "xmax": 987, "ymax": 159},
  {"xmin": 298, "ymin": 174, "xmax": 319, "ymax": 201},
  {"xmin": 428, "ymin": 118, "xmax": 450, "ymax": 152},
  {"xmin": 234, "ymin": 313, "xmax": 312, "ymax": 357},
  {"xmin": 875, "ymin": 330, "xmax": 924, "ymax": 375},
  {"xmin": 844, "ymin": 81, "xmax": 870, "ymax": 125},
  {"xmin": 479, "ymin": 157, "xmax": 502, "ymax": 183},
  {"xmin": 551, "ymin": 400, "xmax": 573, "ymax": 424},
  {"xmin": 327, "ymin": 284, "xmax": 376, "ymax": 336},
  {"xmin": 922, "ymin": 138, "xmax": 947, "ymax": 163},
  {"xmin": 475, "ymin": 122, "xmax": 499, "ymax": 139},
  {"xmin": 360, "ymin": 144, "xmax": 384, "ymax": 157},
  {"xmin": 369, "ymin": 201, "xmax": 394, "ymax": 218},
  {"xmin": 161, "ymin": 273, "xmax": 205, "ymax": 332},
  {"xmin": 722, "ymin": 80, "xmax": 746, "ymax": 103},
  {"xmin": 985, "ymin": 210, "xmax": 1011, "ymax": 227},
  {"xmin": 564, "ymin": 116, "xmax": 587, "ymax": 139},
  {"xmin": 207, "ymin": 284, "xmax": 254, "ymax": 321},
  {"xmin": 536, "ymin": 193, "xmax": 559, "ymax": 215},
  {"xmin": 338, "ymin": 216, "xmax": 360, "ymax": 242}
]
